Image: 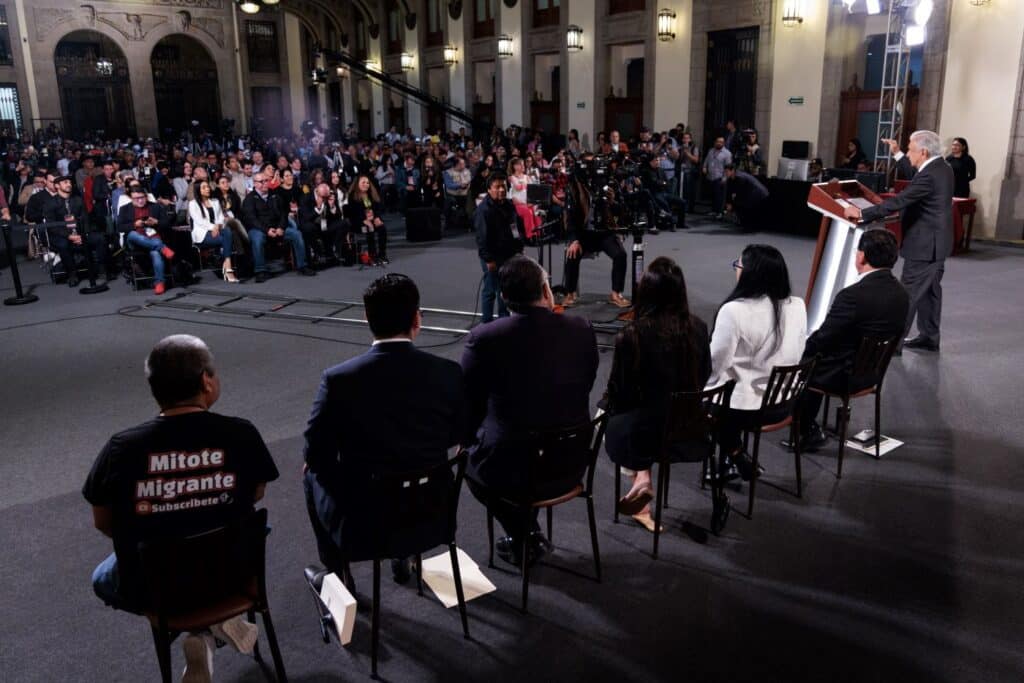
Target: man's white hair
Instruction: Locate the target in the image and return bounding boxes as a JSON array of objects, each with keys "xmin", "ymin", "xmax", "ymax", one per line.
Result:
[{"xmin": 910, "ymin": 130, "xmax": 942, "ymax": 158}]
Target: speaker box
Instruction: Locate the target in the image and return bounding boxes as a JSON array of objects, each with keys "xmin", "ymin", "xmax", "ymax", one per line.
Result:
[{"xmin": 405, "ymin": 206, "xmax": 442, "ymax": 242}]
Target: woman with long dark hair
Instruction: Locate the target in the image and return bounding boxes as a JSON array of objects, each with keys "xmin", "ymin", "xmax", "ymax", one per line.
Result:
[
  {"xmin": 606, "ymin": 257, "xmax": 711, "ymax": 531},
  {"xmin": 945, "ymin": 137, "xmax": 976, "ymax": 198},
  {"xmin": 344, "ymin": 174, "xmax": 388, "ymax": 265},
  {"xmin": 707, "ymin": 244, "xmax": 806, "ymax": 479},
  {"xmin": 842, "ymin": 138, "xmax": 867, "ymax": 170}
]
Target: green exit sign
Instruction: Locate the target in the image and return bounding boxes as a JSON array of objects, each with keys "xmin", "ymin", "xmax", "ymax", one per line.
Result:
[{"xmin": 788, "ymin": 96, "xmax": 804, "ymax": 105}]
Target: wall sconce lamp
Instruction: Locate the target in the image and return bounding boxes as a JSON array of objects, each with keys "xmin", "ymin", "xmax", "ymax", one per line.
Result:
[
  {"xmin": 336, "ymin": 64, "xmax": 349, "ymax": 78},
  {"xmin": 657, "ymin": 9, "xmax": 676, "ymax": 41},
  {"xmin": 497, "ymin": 34, "xmax": 513, "ymax": 59},
  {"xmin": 567, "ymin": 24, "xmax": 584, "ymax": 51},
  {"xmin": 400, "ymin": 52, "xmax": 414, "ymax": 71},
  {"xmin": 443, "ymin": 44, "xmax": 459, "ymax": 66}
]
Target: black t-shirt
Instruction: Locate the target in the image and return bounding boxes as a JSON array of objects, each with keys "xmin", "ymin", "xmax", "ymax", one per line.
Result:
[{"xmin": 82, "ymin": 411, "xmax": 279, "ymax": 595}]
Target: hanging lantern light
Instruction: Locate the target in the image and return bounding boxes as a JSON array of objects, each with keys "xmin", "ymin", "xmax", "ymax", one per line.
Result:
[
  {"xmin": 567, "ymin": 25, "xmax": 584, "ymax": 52},
  {"xmin": 497, "ymin": 34, "xmax": 513, "ymax": 59},
  {"xmin": 657, "ymin": 9, "xmax": 676, "ymax": 41},
  {"xmin": 443, "ymin": 44, "xmax": 459, "ymax": 66}
]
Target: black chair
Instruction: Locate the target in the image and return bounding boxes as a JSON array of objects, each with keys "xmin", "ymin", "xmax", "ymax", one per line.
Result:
[
  {"xmin": 316, "ymin": 453, "xmax": 471, "ymax": 679},
  {"xmin": 138, "ymin": 508, "xmax": 287, "ymax": 683},
  {"xmin": 811, "ymin": 336, "xmax": 899, "ymax": 475},
  {"xmin": 483, "ymin": 414, "xmax": 607, "ymax": 613},
  {"xmin": 741, "ymin": 358, "xmax": 817, "ymax": 518},
  {"xmin": 613, "ymin": 381, "xmax": 735, "ymax": 557}
]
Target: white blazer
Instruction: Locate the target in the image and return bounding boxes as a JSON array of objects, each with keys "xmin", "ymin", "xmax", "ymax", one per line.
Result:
[
  {"xmin": 706, "ymin": 295, "xmax": 808, "ymax": 411},
  {"xmin": 188, "ymin": 199, "xmax": 225, "ymax": 244}
]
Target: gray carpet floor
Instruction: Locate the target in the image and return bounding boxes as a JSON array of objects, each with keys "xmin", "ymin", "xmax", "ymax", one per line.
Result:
[{"xmin": 1, "ymin": 215, "xmax": 1022, "ymax": 682}]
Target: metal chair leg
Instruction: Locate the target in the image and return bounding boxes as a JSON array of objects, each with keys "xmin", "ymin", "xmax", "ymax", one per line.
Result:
[
  {"xmin": 260, "ymin": 608, "xmax": 288, "ymax": 682},
  {"xmin": 747, "ymin": 430, "xmax": 762, "ymax": 518},
  {"xmin": 248, "ymin": 608, "xmax": 263, "ymax": 662},
  {"xmin": 546, "ymin": 506, "xmax": 553, "ymax": 542},
  {"xmin": 448, "ymin": 543, "xmax": 470, "ymax": 639},
  {"xmin": 652, "ymin": 463, "xmax": 665, "ymax": 559},
  {"xmin": 520, "ymin": 507, "xmax": 531, "ymax": 614},
  {"xmin": 416, "ymin": 553, "xmax": 423, "ymax": 596},
  {"xmin": 371, "ymin": 560, "xmax": 381, "ymax": 679},
  {"xmin": 874, "ymin": 390, "xmax": 882, "ymax": 459},
  {"xmin": 837, "ymin": 400, "xmax": 850, "ymax": 478},
  {"xmin": 663, "ymin": 463, "xmax": 670, "ymax": 508},
  {"xmin": 823, "ymin": 395, "xmax": 832, "ymax": 431},
  {"xmin": 586, "ymin": 496, "xmax": 601, "ymax": 582},
  {"xmin": 613, "ymin": 464, "xmax": 621, "ymax": 522},
  {"xmin": 150, "ymin": 626, "xmax": 173, "ymax": 683},
  {"xmin": 792, "ymin": 425, "xmax": 803, "ymax": 497},
  {"xmin": 486, "ymin": 510, "xmax": 495, "ymax": 568}
]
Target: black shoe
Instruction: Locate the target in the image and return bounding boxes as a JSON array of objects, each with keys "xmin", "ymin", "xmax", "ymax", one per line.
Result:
[
  {"xmin": 730, "ymin": 450, "xmax": 763, "ymax": 482},
  {"xmin": 390, "ymin": 557, "xmax": 415, "ymax": 585},
  {"xmin": 254, "ymin": 271, "xmax": 269, "ymax": 283},
  {"xmin": 530, "ymin": 531, "xmax": 553, "ymax": 557},
  {"xmin": 710, "ymin": 491, "xmax": 730, "ymax": 536},
  {"xmin": 304, "ymin": 564, "xmax": 329, "ymax": 591},
  {"xmin": 67, "ymin": 274, "xmax": 79, "ymax": 287},
  {"xmin": 378, "ymin": 256, "xmax": 390, "ymax": 265},
  {"xmin": 495, "ymin": 535, "xmax": 547, "ymax": 568},
  {"xmin": 298, "ymin": 265, "xmax": 317, "ymax": 276},
  {"xmin": 782, "ymin": 423, "xmax": 828, "ymax": 453},
  {"xmin": 903, "ymin": 335, "xmax": 939, "ymax": 352},
  {"xmin": 648, "ymin": 227, "xmax": 660, "ymax": 235}
]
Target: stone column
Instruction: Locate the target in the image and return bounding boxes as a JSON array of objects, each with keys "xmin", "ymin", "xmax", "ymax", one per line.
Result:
[
  {"xmin": 446, "ymin": 3, "xmax": 469, "ymax": 134},
  {"xmin": 651, "ymin": 0, "xmax": 692, "ymax": 132},
  {"xmin": 497, "ymin": 0, "xmax": 525, "ymax": 128},
  {"xmin": 566, "ymin": 0, "xmax": 596, "ymax": 148}
]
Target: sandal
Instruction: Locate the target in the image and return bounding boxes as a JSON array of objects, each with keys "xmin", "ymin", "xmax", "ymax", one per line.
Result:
[
  {"xmin": 616, "ymin": 488, "xmax": 653, "ymax": 516},
  {"xmin": 631, "ymin": 511, "xmax": 665, "ymax": 534}
]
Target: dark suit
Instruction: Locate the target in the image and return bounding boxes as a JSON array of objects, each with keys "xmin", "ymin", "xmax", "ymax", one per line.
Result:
[
  {"xmin": 861, "ymin": 155, "xmax": 954, "ymax": 343},
  {"xmin": 297, "ymin": 194, "xmax": 345, "ymax": 259},
  {"xmin": 43, "ymin": 193, "xmax": 107, "ymax": 281},
  {"xmin": 460, "ymin": 307, "xmax": 599, "ymax": 539},
  {"xmin": 799, "ymin": 268, "xmax": 910, "ymax": 429},
  {"xmin": 303, "ymin": 341, "xmax": 465, "ymax": 568}
]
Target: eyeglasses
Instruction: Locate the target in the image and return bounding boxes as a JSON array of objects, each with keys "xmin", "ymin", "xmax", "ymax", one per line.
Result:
[{"xmin": 731, "ymin": 259, "xmax": 744, "ymax": 270}]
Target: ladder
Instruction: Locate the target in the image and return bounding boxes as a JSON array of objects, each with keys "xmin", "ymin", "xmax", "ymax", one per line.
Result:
[{"xmin": 874, "ymin": 1, "xmax": 913, "ymax": 178}]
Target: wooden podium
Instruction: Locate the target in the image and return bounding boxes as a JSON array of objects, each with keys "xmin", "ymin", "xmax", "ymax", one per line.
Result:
[{"xmin": 805, "ymin": 180, "xmax": 888, "ymax": 332}]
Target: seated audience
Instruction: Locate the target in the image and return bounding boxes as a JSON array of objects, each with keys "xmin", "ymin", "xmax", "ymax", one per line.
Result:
[
  {"xmin": 707, "ymin": 244, "xmax": 806, "ymax": 479},
  {"xmin": 213, "ymin": 173, "xmax": 249, "ymax": 247},
  {"xmin": 303, "ymin": 274, "xmax": 465, "ymax": 582},
  {"xmin": 507, "ymin": 158, "xmax": 542, "ymax": 238},
  {"xmin": 298, "ymin": 181, "xmax": 345, "ymax": 265},
  {"xmin": 189, "ymin": 179, "xmax": 238, "ymax": 283},
  {"xmin": 606, "ymin": 257, "xmax": 711, "ymax": 531},
  {"xmin": 45, "ymin": 174, "xmax": 110, "ymax": 287},
  {"xmin": 461, "ymin": 255, "xmax": 599, "ymax": 566},
  {"xmin": 241, "ymin": 171, "xmax": 316, "ymax": 282},
  {"xmin": 83, "ymin": 335, "xmax": 279, "ymax": 681},
  {"xmin": 783, "ymin": 229, "xmax": 910, "ymax": 451},
  {"xmin": 118, "ymin": 186, "xmax": 175, "ymax": 294},
  {"xmin": 344, "ymin": 174, "xmax": 388, "ymax": 265}
]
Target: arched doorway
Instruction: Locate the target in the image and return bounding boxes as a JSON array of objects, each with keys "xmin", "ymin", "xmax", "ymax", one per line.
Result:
[
  {"xmin": 54, "ymin": 31, "xmax": 135, "ymax": 139},
  {"xmin": 151, "ymin": 35, "xmax": 221, "ymax": 140}
]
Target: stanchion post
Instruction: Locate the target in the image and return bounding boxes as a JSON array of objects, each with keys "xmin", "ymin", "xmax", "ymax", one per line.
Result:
[{"xmin": 2, "ymin": 220, "xmax": 39, "ymax": 306}]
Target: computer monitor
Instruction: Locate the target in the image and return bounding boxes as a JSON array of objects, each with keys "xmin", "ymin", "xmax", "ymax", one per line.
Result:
[
  {"xmin": 824, "ymin": 167, "xmax": 856, "ymax": 182},
  {"xmin": 855, "ymin": 171, "xmax": 887, "ymax": 195},
  {"xmin": 781, "ymin": 140, "xmax": 811, "ymax": 159},
  {"xmin": 777, "ymin": 157, "xmax": 810, "ymax": 181}
]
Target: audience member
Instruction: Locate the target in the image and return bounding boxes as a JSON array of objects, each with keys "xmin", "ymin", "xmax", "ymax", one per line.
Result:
[
  {"xmin": 783, "ymin": 229, "xmax": 909, "ymax": 452},
  {"xmin": 703, "ymin": 136, "xmax": 733, "ymax": 219},
  {"xmin": 118, "ymin": 187, "xmax": 175, "ymax": 294},
  {"xmin": 44, "ymin": 174, "xmax": 109, "ymax": 287},
  {"xmin": 461, "ymin": 255, "xmax": 599, "ymax": 567},
  {"xmin": 189, "ymin": 179, "xmax": 238, "ymax": 283},
  {"xmin": 842, "ymin": 138, "xmax": 867, "ymax": 170},
  {"xmin": 707, "ymin": 244, "xmax": 806, "ymax": 480},
  {"xmin": 241, "ymin": 171, "xmax": 315, "ymax": 282},
  {"xmin": 83, "ymin": 335, "xmax": 279, "ymax": 681},
  {"xmin": 298, "ymin": 181, "xmax": 345, "ymax": 265},
  {"xmin": 946, "ymin": 137, "xmax": 976, "ymax": 199},
  {"xmin": 606, "ymin": 257, "xmax": 711, "ymax": 531},
  {"xmin": 344, "ymin": 174, "xmax": 388, "ymax": 265},
  {"xmin": 303, "ymin": 274, "xmax": 465, "ymax": 583}
]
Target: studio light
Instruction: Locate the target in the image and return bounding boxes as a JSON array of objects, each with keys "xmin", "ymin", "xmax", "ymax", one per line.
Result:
[
  {"xmin": 263, "ymin": 0, "xmax": 279, "ymax": 4},
  {"xmin": 400, "ymin": 52, "xmax": 414, "ymax": 71},
  {"xmin": 657, "ymin": 9, "xmax": 676, "ymax": 41},
  {"xmin": 866, "ymin": 0, "xmax": 881, "ymax": 15},
  {"xmin": 914, "ymin": 0, "xmax": 933, "ymax": 25},
  {"xmin": 497, "ymin": 34, "xmax": 513, "ymax": 59},
  {"xmin": 906, "ymin": 24, "xmax": 925, "ymax": 46},
  {"xmin": 443, "ymin": 44, "xmax": 459, "ymax": 66},
  {"xmin": 567, "ymin": 25, "xmax": 583, "ymax": 51},
  {"xmin": 842, "ymin": 0, "xmax": 856, "ymax": 12},
  {"xmin": 238, "ymin": 0, "xmax": 261, "ymax": 14},
  {"xmin": 782, "ymin": 0, "xmax": 804, "ymax": 27}
]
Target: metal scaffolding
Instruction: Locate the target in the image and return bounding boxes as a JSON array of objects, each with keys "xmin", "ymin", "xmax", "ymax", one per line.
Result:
[{"xmin": 874, "ymin": 1, "xmax": 914, "ymax": 178}]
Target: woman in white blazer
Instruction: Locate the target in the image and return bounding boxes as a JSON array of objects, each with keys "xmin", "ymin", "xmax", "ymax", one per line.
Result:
[
  {"xmin": 188, "ymin": 179, "xmax": 238, "ymax": 282},
  {"xmin": 706, "ymin": 244, "xmax": 807, "ymax": 479}
]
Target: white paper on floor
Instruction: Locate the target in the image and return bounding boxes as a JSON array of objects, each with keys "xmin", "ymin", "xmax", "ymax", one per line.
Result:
[
  {"xmin": 420, "ymin": 547, "xmax": 496, "ymax": 608},
  {"xmin": 319, "ymin": 572, "xmax": 357, "ymax": 646},
  {"xmin": 844, "ymin": 432, "xmax": 904, "ymax": 457}
]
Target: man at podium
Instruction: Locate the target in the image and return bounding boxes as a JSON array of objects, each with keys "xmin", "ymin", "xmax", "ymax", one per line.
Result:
[{"xmin": 842, "ymin": 131, "xmax": 954, "ymax": 352}]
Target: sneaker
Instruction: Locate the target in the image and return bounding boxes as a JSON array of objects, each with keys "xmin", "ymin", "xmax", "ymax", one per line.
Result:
[
  {"xmin": 298, "ymin": 265, "xmax": 317, "ymax": 276},
  {"xmin": 160, "ymin": 246, "xmax": 176, "ymax": 260},
  {"xmin": 153, "ymin": 282, "xmax": 166, "ymax": 295},
  {"xmin": 254, "ymin": 271, "xmax": 269, "ymax": 283},
  {"xmin": 211, "ymin": 616, "xmax": 259, "ymax": 655},
  {"xmin": 181, "ymin": 633, "xmax": 214, "ymax": 683}
]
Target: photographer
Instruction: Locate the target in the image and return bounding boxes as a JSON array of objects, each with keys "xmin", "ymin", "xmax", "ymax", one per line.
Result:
[
  {"xmin": 735, "ymin": 129, "xmax": 764, "ymax": 178},
  {"xmin": 640, "ymin": 154, "xmax": 686, "ymax": 231},
  {"xmin": 561, "ymin": 156, "xmax": 630, "ymax": 309}
]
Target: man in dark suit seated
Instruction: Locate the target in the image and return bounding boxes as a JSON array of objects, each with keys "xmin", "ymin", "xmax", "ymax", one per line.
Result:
[
  {"xmin": 785, "ymin": 229, "xmax": 910, "ymax": 451},
  {"xmin": 297, "ymin": 181, "xmax": 346, "ymax": 266},
  {"xmin": 844, "ymin": 131, "xmax": 954, "ymax": 352},
  {"xmin": 461, "ymin": 255, "xmax": 599, "ymax": 566},
  {"xmin": 303, "ymin": 274, "xmax": 465, "ymax": 583},
  {"xmin": 241, "ymin": 171, "xmax": 316, "ymax": 283}
]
